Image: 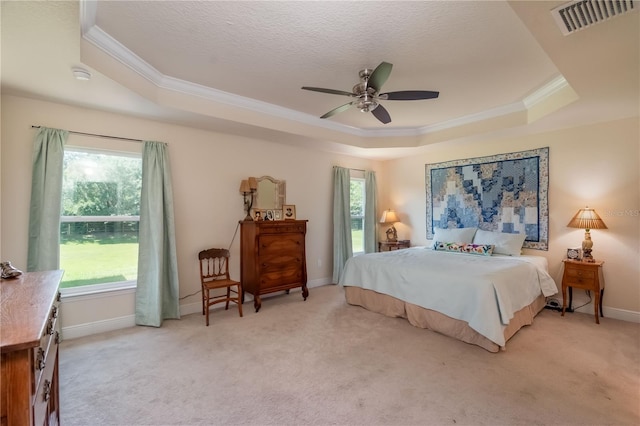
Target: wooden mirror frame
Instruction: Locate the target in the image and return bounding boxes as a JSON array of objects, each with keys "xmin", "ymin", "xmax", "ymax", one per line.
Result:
[{"xmin": 254, "ymin": 176, "xmax": 286, "ymax": 210}]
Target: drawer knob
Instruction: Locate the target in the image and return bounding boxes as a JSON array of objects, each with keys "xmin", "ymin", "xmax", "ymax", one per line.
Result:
[
  {"xmin": 43, "ymin": 380, "xmax": 51, "ymax": 402},
  {"xmin": 46, "ymin": 318, "xmax": 55, "ymax": 335},
  {"xmin": 36, "ymin": 347, "xmax": 46, "ymax": 370}
]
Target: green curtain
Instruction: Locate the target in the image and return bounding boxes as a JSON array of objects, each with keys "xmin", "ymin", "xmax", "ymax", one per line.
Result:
[
  {"xmin": 332, "ymin": 166, "xmax": 352, "ymax": 283},
  {"xmin": 27, "ymin": 127, "xmax": 68, "ymax": 272},
  {"xmin": 135, "ymin": 141, "xmax": 180, "ymax": 327},
  {"xmin": 364, "ymin": 171, "xmax": 378, "ymax": 254}
]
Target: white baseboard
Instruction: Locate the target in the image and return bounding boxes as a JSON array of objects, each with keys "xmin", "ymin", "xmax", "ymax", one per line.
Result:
[
  {"xmin": 307, "ymin": 277, "xmax": 333, "ymax": 288},
  {"xmin": 61, "ymin": 278, "xmax": 335, "ymax": 340},
  {"xmin": 61, "ymin": 314, "xmax": 136, "ymax": 341},
  {"xmin": 575, "ymin": 303, "xmax": 640, "ymax": 323}
]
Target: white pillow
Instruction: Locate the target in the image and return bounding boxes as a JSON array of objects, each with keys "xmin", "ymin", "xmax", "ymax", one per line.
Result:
[
  {"xmin": 472, "ymin": 229, "xmax": 526, "ymax": 256},
  {"xmin": 431, "ymin": 227, "xmax": 477, "ymax": 248}
]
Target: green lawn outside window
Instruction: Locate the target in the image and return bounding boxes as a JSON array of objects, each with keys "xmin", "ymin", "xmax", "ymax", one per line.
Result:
[{"xmin": 60, "ymin": 233, "xmax": 138, "ymax": 288}]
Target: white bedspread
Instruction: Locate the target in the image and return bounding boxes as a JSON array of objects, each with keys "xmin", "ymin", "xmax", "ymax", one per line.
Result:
[{"xmin": 338, "ymin": 248, "xmax": 558, "ymax": 346}]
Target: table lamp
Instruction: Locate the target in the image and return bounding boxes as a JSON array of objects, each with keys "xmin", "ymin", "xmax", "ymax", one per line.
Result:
[
  {"xmin": 567, "ymin": 206, "xmax": 607, "ymax": 262},
  {"xmin": 239, "ymin": 177, "xmax": 258, "ymax": 221},
  {"xmin": 380, "ymin": 209, "xmax": 400, "ymax": 242}
]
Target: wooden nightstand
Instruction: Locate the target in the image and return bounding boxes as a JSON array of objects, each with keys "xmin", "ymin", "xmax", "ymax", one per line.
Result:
[
  {"xmin": 561, "ymin": 259, "xmax": 605, "ymax": 324},
  {"xmin": 378, "ymin": 240, "xmax": 410, "ymax": 252}
]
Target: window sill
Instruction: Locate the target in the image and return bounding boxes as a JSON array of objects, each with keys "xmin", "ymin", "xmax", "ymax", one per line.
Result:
[{"xmin": 60, "ymin": 280, "xmax": 136, "ymax": 300}]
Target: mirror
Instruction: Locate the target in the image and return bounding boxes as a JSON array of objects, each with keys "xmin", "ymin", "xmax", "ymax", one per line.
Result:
[{"xmin": 254, "ymin": 176, "xmax": 286, "ymax": 210}]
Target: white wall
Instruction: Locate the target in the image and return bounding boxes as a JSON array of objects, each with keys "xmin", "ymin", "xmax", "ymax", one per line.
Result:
[
  {"xmin": 385, "ymin": 117, "xmax": 640, "ymax": 319},
  {"xmin": 2, "ymin": 95, "xmax": 638, "ymax": 337},
  {"xmin": 1, "ymin": 95, "xmax": 382, "ymax": 337}
]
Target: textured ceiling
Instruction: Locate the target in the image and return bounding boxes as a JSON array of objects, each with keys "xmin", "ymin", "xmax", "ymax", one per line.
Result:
[
  {"xmin": 93, "ymin": 0, "xmax": 558, "ymax": 129},
  {"xmin": 2, "ymin": 0, "xmax": 638, "ymax": 158}
]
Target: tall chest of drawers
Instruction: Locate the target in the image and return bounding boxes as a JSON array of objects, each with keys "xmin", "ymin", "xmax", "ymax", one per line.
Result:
[
  {"xmin": 1, "ymin": 270, "xmax": 63, "ymax": 426},
  {"xmin": 240, "ymin": 220, "xmax": 309, "ymax": 312}
]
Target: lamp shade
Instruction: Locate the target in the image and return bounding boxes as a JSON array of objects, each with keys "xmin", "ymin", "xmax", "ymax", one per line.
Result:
[
  {"xmin": 567, "ymin": 207, "xmax": 608, "ymax": 230},
  {"xmin": 239, "ymin": 179, "xmax": 250, "ymax": 194},
  {"xmin": 380, "ymin": 209, "xmax": 400, "ymax": 223},
  {"xmin": 248, "ymin": 177, "xmax": 258, "ymax": 190}
]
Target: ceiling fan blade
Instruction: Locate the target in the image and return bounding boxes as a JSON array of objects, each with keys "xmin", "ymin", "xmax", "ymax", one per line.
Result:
[
  {"xmin": 320, "ymin": 102, "xmax": 354, "ymax": 119},
  {"xmin": 301, "ymin": 87, "xmax": 354, "ymax": 97},
  {"xmin": 380, "ymin": 90, "xmax": 440, "ymax": 100},
  {"xmin": 371, "ymin": 104, "xmax": 391, "ymax": 124},
  {"xmin": 368, "ymin": 62, "xmax": 393, "ymax": 93}
]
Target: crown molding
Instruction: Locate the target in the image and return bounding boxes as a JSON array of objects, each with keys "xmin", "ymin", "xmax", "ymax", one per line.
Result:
[{"xmin": 523, "ymin": 75, "xmax": 570, "ymax": 109}]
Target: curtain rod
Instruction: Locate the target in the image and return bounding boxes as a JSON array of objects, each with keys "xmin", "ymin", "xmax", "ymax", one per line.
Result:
[
  {"xmin": 31, "ymin": 126, "xmax": 143, "ymax": 143},
  {"xmin": 333, "ymin": 166, "xmax": 366, "ymax": 172}
]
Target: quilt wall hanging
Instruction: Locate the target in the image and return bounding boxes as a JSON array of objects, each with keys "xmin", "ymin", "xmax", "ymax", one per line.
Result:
[{"xmin": 425, "ymin": 147, "xmax": 549, "ymax": 250}]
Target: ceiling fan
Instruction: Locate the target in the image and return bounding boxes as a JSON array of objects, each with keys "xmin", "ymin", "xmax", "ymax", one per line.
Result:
[{"xmin": 301, "ymin": 61, "xmax": 439, "ymax": 124}]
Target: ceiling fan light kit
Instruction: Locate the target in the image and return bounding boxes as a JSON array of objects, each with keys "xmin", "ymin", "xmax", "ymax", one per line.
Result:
[{"xmin": 302, "ymin": 61, "xmax": 439, "ymax": 124}]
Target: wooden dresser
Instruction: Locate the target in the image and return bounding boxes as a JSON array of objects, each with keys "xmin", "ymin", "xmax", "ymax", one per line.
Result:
[
  {"xmin": 1, "ymin": 270, "xmax": 63, "ymax": 426},
  {"xmin": 240, "ymin": 220, "xmax": 309, "ymax": 312}
]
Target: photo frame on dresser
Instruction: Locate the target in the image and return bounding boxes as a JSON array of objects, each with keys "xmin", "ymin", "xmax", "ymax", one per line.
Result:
[
  {"xmin": 252, "ymin": 209, "xmax": 264, "ymax": 221},
  {"xmin": 283, "ymin": 204, "xmax": 296, "ymax": 220}
]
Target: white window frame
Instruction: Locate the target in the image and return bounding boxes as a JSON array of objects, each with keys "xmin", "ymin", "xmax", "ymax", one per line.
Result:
[{"xmin": 59, "ymin": 147, "xmax": 141, "ymax": 297}]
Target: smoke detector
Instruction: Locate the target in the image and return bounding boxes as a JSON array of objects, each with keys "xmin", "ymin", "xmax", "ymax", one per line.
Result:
[{"xmin": 71, "ymin": 67, "xmax": 92, "ymax": 81}]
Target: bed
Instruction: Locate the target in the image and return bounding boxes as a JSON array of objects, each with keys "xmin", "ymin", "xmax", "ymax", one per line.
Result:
[{"xmin": 338, "ymin": 247, "xmax": 558, "ymax": 352}]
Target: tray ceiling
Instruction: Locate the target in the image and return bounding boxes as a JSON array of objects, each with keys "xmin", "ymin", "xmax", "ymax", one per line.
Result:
[{"xmin": 2, "ymin": 1, "xmax": 638, "ymax": 158}]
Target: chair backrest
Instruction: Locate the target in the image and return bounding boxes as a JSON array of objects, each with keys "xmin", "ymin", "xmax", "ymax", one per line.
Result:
[{"xmin": 198, "ymin": 248, "xmax": 231, "ymax": 283}]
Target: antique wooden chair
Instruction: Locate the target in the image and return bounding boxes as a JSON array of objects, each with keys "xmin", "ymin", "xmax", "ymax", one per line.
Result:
[{"xmin": 198, "ymin": 248, "xmax": 243, "ymax": 326}]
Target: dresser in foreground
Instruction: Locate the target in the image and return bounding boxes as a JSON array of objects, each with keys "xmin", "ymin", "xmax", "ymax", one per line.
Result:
[
  {"xmin": 240, "ymin": 220, "xmax": 308, "ymax": 312},
  {"xmin": 1, "ymin": 270, "xmax": 63, "ymax": 426}
]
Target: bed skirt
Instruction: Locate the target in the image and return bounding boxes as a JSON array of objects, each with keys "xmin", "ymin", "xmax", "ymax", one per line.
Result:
[{"xmin": 344, "ymin": 286, "xmax": 546, "ymax": 353}]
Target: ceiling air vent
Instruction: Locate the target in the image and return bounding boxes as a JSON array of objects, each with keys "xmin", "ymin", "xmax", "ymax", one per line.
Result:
[{"xmin": 551, "ymin": 0, "xmax": 637, "ymax": 35}]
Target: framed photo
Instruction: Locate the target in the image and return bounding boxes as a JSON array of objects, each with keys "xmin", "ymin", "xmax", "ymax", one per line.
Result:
[
  {"xmin": 283, "ymin": 204, "xmax": 296, "ymax": 220},
  {"xmin": 567, "ymin": 248, "xmax": 582, "ymax": 261},
  {"xmin": 252, "ymin": 209, "xmax": 264, "ymax": 221},
  {"xmin": 265, "ymin": 210, "xmax": 275, "ymax": 221},
  {"xmin": 274, "ymin": 209, "xmax": 282, "ymax": 220}
]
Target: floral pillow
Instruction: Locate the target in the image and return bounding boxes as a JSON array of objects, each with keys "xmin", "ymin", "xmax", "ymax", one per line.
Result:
[{"xmin": 434, "ymin": 241, "xmax": 495, "ymax": 256}]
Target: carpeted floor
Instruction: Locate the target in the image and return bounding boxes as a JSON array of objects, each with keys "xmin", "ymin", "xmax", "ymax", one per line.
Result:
[{"xmin": 59, "ymin": 284, "xmax": 640, "ymax": 425}]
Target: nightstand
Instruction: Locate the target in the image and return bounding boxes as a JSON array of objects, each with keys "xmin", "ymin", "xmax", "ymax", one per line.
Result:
[
  {"xmin": 378, "ymin": 240, "xmax": 410, "ymax": 252},
  {"xmin": 561, "ymin": 259, "xmax": 605, "ymax": 324}
]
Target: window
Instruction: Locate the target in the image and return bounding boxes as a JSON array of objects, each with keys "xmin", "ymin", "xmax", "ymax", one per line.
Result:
[
  {"xmin": 60, "ymin": 149, "xmax": 142, "ymax": 289},
  {"xmin": 350, "ymin": 177, "xmax": 365, "ymax": 254}
]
